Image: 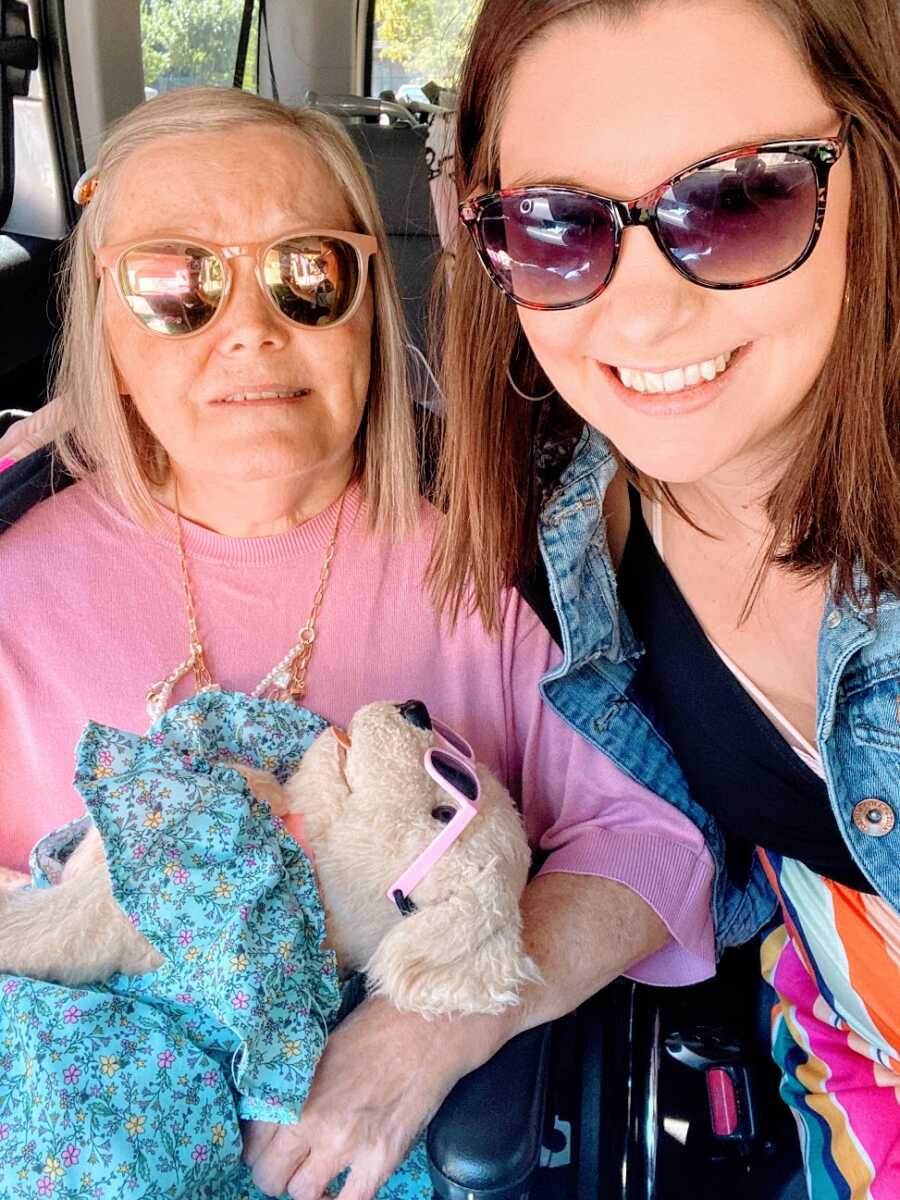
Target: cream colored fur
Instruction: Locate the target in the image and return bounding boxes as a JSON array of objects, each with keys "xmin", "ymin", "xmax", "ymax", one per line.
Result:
[{"xmin": 0, "ymin": 702, "xmax": 540, "ymax": 1016}]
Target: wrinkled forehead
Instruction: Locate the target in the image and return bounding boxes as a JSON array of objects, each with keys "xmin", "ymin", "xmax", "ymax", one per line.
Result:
[
  {"xmin": 499, "ymin": 2, "xmax": 834, "ymax": 198},
  {"xmin": 103, "ymin": 124, "xmax": 357, "ymax": 246}
]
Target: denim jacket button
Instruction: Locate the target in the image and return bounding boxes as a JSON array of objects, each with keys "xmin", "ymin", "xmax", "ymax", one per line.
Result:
[
  {"xmin": 852, "ymin": 799, "xmax": 896, "ymax": 837},
  {"xmin": 826, "ymin": 610, "xmax": 842, "ymax": 629}
]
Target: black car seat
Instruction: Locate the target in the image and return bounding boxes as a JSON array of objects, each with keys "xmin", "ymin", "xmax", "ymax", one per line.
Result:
[{"xmin": 0, "ymin": 233, "xmax": 59, "ymax": 409}]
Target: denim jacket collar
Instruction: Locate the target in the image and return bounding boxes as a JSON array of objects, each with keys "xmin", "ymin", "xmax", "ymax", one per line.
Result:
[{"xmin": 541, "ymin": 427, "xmax": 642, "ymax": 670}]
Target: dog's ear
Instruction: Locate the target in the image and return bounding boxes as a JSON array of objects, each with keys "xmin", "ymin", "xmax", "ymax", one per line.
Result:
[
  {"xmin": 364, "ymin": 881, "xmax": 542, "ymax": 1017},
  {"xmin": 280, "ymin": 727, "xmax": 351, "ymax": 817}
]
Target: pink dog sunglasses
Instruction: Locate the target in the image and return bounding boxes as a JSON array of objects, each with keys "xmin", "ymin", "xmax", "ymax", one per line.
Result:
[{"xmin": 385, "ymin": 719, "xmax": 481, "ymax": 916}]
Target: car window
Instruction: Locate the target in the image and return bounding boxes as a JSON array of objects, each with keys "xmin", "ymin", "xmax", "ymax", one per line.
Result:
[
  {"xmin": 369, "ymin": 0, "xmax": 480, "ymax": 96},
  {"xmin": 140, "ymin": 0, "xmax": 257, "ymax": 97}
]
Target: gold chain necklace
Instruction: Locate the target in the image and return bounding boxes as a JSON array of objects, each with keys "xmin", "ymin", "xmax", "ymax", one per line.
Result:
[{"xmin": 145, "ymin": 486, "xmax": 347, "ymax": 722}]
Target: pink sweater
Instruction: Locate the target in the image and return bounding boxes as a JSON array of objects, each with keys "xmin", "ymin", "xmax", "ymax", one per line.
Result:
[{"xmin": 0, "ymin": 478, "xmax": 715, "ymax": 984}]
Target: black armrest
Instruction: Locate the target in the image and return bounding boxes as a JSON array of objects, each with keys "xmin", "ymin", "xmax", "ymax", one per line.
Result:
[{"xmin": 427, "ymin": 1022, "xmax": 553, "ymax": 1200}]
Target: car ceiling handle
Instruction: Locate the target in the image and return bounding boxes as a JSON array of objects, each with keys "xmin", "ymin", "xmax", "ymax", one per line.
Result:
[{"xmin": 0, "ymin": 34, "xmax": 38, "ymax": 74}]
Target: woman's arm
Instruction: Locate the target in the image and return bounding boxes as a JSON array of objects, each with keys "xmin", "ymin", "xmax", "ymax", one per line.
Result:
[
  {"xmin": 244, "ymin": 592, "xmax": 712, "ymax": 1200},
  {"xmin": 503, "ymin": 594, "xmax": 716, "ymax": 986},
  {"xmin": 242, "ymin": 870, "xmax": 667, "ymax": 1200}
]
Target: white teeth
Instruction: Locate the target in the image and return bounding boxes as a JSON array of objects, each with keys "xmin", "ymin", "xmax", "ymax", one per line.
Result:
[
  {"xmin": 614, "ymin": 351, "xmax": 736, "ymax": 395},
  {"xmin": 220, "ymin": 388, "xmax": 306, "ymax": 403},
  {"xmin": 662, "ymin": 369, "xmax": 683, "ymax": 394},
  {"xmin": 644, "ymin": 371, "xmax": 664, "ymax": 394}
]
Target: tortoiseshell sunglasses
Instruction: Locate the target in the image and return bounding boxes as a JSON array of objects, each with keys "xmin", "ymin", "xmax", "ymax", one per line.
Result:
[{"xmin": 460, "ymin": 115, "xmax": 852, "ymax": 310}]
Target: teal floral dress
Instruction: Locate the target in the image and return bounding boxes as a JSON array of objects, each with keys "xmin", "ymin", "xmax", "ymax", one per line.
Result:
[{"xmin": 0, "ymin": 691, "xmax": 431, "ymax": 1200}]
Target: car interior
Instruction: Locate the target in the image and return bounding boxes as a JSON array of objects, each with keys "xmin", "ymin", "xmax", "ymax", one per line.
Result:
[{"xmin": 0, "ymin": 2, "xmax": 809, "ymax": 1195}]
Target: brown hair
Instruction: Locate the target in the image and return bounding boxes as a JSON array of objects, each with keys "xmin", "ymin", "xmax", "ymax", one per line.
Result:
[
  {"xmin": 51, "ymin": 87, "xmax": 419, "ymax": 539},
  {"xmin": 431, "ymin": 0, "xmax": 900, "ymax": 631}
]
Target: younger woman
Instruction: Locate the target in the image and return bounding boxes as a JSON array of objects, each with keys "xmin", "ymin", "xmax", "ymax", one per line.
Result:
[{"xmin": 435, "ymin": 0, "xmax": 900, "ymax": 1192}]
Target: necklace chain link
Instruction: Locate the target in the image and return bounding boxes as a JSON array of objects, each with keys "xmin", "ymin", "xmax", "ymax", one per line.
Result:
[
  {"xmin": 284, "ymin": 531, "xmax": 338, "ymax": 699},
  {"xmin": 145, "ymin": 486, "xmax": 346, "ymax": 721},
  {"xmin": 174, "ymin": 507, "xmax": 215, "ymax": 696}
]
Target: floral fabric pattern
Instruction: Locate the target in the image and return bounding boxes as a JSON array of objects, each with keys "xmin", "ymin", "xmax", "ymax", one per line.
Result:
[{"xmin": 0, "ymin": 691, "xmax": 430, "ymax": 1199}]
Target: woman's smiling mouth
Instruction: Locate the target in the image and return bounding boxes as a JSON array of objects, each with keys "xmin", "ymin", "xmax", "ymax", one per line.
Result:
[
  {"xmin": 601, "ymin": 343, "xmax": 751, "ymax": 416},
  {"xmin": 210, "ymin": 386, "xmax": 312, "ymax": 405},
  {"xmin": 615, "ymin": 349, "xmax": 738, "ymax": 394}
]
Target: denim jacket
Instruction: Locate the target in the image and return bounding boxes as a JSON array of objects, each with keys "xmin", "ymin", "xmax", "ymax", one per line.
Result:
[{"xmin": 537, "ymin": 427, "xmax": 900, "ymax": 955}]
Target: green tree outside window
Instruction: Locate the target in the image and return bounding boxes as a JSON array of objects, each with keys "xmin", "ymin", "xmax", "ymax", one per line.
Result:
[
  {"xmin": 374, "ymin": 0, "xmax": 480, "ymax": 89},
  {"xmin": 141, "ymin": 0, "xmax": 258, "ymax": 94}
]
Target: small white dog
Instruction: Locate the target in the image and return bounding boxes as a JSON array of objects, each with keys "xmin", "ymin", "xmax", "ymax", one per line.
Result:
[{"xmin": 0, "ymin": 701, "xmax": 540, "ymax": 1016}]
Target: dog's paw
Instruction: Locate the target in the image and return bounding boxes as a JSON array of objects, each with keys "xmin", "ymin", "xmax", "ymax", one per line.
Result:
[{"xmin": 365, "ymin": 890, "xmax": 542, "ymax": 1017}]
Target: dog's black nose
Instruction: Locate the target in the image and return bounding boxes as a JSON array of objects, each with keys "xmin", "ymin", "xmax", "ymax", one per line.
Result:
[{"xmin": 397, "ymin": 700, "xmax": 432, "ymax": 731}]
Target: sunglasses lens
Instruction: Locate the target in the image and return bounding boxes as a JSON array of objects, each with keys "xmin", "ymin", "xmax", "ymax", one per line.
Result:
[
  {"xmin": 263, "ymin": 235, "xmax": 362, "ymax": 327},
  {"xmin": 657, "ymin": 152, "xmax": 818, "ymax": 285},
  {"xmin": 118, "ymin": 242, "xmax": 224, "ymax": 335},
  {"xmin": 429, "ymin": 750, "xmax": 478, "ymax": 802},
  {"xmin": 476, "ymin": 190, "xmax": 616, "ymax": 308}
]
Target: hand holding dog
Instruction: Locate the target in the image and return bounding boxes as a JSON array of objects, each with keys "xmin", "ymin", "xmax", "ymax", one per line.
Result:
[
  {"xmin": 244, "ymin": 873, "xmax": 671, "ymax": 1200},
  {"xmin": 243, "ymin": 992, "xmax": 508, "ymax": 1200}
]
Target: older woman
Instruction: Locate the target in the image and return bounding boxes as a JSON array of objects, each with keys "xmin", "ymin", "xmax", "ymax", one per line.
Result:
[{"xmin": 0, "ymin": 87, "xmax": 713, "ymax": 1200}]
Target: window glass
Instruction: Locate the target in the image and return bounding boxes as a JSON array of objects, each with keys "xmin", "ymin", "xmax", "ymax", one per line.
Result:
[
  {"xmin": 370, "ymin": 0, "xmax": 480, "ymax": 97},
  {"xmin": 141, "ymin": 0, "xmax": 258, "ymax": 98}
]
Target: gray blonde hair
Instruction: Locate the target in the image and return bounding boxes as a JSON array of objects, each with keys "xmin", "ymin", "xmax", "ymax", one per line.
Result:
[{"xmin": 51, "ymin": 86, "xmax": 419, "ymax": 538}]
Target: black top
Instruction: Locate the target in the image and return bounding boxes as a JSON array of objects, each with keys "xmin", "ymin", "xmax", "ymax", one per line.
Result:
[{"xmin": 617, "ymin": 485, "xmax": 874, "ymax": 894}]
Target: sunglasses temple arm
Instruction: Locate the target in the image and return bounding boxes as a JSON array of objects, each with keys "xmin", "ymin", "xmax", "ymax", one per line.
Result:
[
  {"xmin": 431, "ymin": 720, "xmax": 475, "ymax": 760},
  {"xmin": 385, "ymin": 805, "xmax": 478, "ymax": 905}
]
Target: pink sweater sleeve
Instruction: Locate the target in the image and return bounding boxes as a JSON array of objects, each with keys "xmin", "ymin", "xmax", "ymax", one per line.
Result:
[{"xmin": 501, "ymin": 596, "xmax": 715, "ymax": 987}]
